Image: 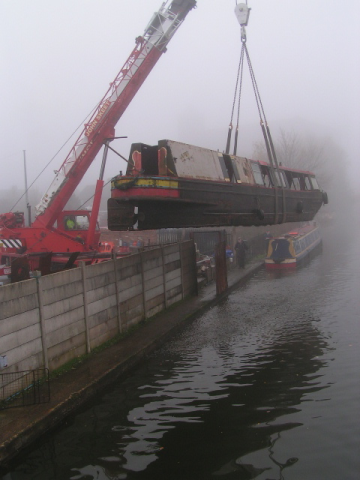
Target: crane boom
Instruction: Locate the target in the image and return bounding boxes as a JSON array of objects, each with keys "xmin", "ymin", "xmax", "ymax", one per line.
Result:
[{"xmin": 33, "ymin": 0, "xmax": 196, "ymax": 229}]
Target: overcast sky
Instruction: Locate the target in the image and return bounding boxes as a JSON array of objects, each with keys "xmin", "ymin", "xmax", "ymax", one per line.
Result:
[{"xmin": 1, "ymin": 0, "xmax": 359, "ymax": 202}]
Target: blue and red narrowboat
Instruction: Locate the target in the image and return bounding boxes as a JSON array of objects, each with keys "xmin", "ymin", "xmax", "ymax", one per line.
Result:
[{"xmin": 265, "ymin": 224, "xmax": 322, "ymax": 270}]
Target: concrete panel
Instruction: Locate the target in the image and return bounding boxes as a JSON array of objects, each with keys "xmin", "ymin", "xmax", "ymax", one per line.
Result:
[
  {"xmin": 0, "ymin": 323, "xmax": 41, "ymax": 353},
  {"xmin": 147, "ymin": 303, "xmax": 165, "ymax": 318},
  {"xmin": 87, "ymin": 283, "xmax": 116, "ymax": 304},
  {"xmin": 167, "ymin": 292, "xmax": 183, "ymax": 306},
  {"xmin": 167, "ymin": 285, "xmax": 183, "ymax": 300},
  {"xmin": 165, "ymin": 277, "xmax": 182, "ymax": 292},
  {"xmin": 42, "ymin": 280, "xmax": 84, "ymax": 306},
  {"xmin": 86, "ymin": 272, "xmax": 116, "ymax": 292},
  {"xmin": 145, "ymin": 284, "xmax": 165, "ymax": 302},
  {"xmin": 47, "ymin": 331, "xmax": 85, "ymax": 360},
  {"xmin": 0, "ymin": 278, "xmax": 37, "ymax": 303},
  {"xmin": 88, "ymin": 299, "xmax": 116, "ymax": 328},
  {"xmin": 141, "ymin": 248, "xmax": 162, "ymax": 261},
  {"xmin": 126, "ymin": 314, "xmax": 144, "ymax": 329},
  {"xmin": 48, "ymin": 336, "xmax": 87, "ymax": 371},
  {"xmin": 165, "ymin": 259, "xmax": 181, "ymax": 274},
  {"xmin": 164, "ymin": 243, "xmax": 179, "ymax": 255},
  {"xmin": 123, "ymin": 304, "xmax": 144, "ymax": 324},
  {"xmin": 144, "ymin": 274, "xmax": 164, "ymax": 293},
  {"xmin": 143, "ymin": 256, "xmax": 162, "ymax": 272},
  {"xmin": 46, "ymin": 319, "xmax": 86, "ymax": 348},
  {"xmin": 89, "ymin": 311, "xmax": 117, "ymax": 332},
  {"xmin": 91, "ymin": 326, "xmax": 119, "ymax": 349},
  {"xmin": 120, "ymin": 283, "xmax": 143, "ymax": 302},
  {"xmin": 115, "ymin": 254, "xmax": 139, "ymax": 269},
  {"xmin": 0, "ymin": 309, "xmax": 39, "ymax": 337},
  {"xmin": 13, "ymin": 352, "xmax": 44, "ymax": 373},
  {"xmin": 42, "ymin": 293, "xmax": 84, "ymax": 321},
  {"xmin": 143, "ymin": 265, "xmax": 163, "ymax": 282},
  {"xmin": 118, "ymin": 263, "xmax": 142, "ymax": 280},
  {"xmin": 85, "ymin": 260, "xmax": 114, "ymax": 279},
  {"xmin": 118, "ymin": 273, "xmax": 142, "ymax": 291},
  {"xmin": 5, "ymin": 338, "xmax": 43, "ymax": 367},
  {"xmin": 88, "ymin": 300, "xmax": 117, "ymax": 324},
  {"xmin": 0, "ymin": 294, "xmax": 39, "ymax": 321},
  {"xmin": 165, "ymin": 268, "xmax": 181, "ymax": 282},
  {"xmin": 164, "ymin": 252, "xmax": 180, "ymax": 264},
  {"xmin": 146, "ymin": 293, "xmax": 165, "ymax": 312},
  {"xmin": 40, "ymin": 268, "xmax": 82, "ymax": 290},
  {"xmin": 120, "ymin": 293, "xmax": 143, "ymax": 314},
  {"xmin": 90, "ymin": 319, "xmax": 118, "ymax": 346},
  {"xmin": 45, "ymin": 306, "xmax": 85, "ymax": 335}
]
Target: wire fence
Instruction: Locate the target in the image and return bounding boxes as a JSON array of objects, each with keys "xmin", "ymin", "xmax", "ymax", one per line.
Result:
[{"xmin": 0, "ymin": 369, "xmax": 50, "ymax": 409}]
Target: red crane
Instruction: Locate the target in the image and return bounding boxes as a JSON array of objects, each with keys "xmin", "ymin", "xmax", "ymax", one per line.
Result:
[{"xmin": 0, "ymin": 0, "xmax": 196, "ymax": 268}]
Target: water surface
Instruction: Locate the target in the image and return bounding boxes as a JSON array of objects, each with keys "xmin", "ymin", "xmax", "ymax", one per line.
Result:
[{"xmin": 2, "ymin": 223, "xmax": 359, "ymax": 479}]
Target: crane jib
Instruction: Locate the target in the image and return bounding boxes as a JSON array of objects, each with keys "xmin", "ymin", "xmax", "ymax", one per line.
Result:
[
  {"xmin": 33, "ymin": 0, "xmax": 196, "ymax": 229},
  {"xmin": 85, "ymin": 99, "xmax": 111, "ymax": 138}
]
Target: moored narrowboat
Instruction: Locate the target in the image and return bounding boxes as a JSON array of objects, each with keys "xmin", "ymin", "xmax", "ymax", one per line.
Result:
[
  {"xmin": 108, "ymin": 139, "xmax": 328, "ymax": 231},
  {"xmin": 265, "ymin": 224, "xmax": 322, "ymax": 270}
]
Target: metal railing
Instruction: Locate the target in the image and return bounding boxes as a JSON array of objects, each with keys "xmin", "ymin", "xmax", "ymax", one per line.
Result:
[{"xmin": 0, "ymin": 369, "xmax": 50, "ymax": 409}]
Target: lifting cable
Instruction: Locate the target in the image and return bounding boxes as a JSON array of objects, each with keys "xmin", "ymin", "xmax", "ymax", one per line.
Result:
[{"xmin": 226, "ymin": 1, "xmax": 286, "ymax": 222}]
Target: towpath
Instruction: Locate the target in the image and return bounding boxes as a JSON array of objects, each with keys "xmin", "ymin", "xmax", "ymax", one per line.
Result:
[{"xmin": 0, "ymin": 260, "xmax": 263, "ymax": 467}]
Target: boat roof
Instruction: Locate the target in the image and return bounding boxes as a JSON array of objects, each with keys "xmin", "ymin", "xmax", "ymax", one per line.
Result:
[{"xmin": 273, "ymin": 224, "xmax": 319, "ymax": 240}]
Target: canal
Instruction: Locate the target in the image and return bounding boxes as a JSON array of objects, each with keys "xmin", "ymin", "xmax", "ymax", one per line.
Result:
[{"xmin": 2, "ymin": 221, "xmax": 360, "ymax": 479}]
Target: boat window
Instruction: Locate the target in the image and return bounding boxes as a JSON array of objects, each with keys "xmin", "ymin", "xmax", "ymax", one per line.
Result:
[
  {"xmin": 282, "ymin": 171, "xmax": 289, "ymax": 187},
  {"xmin": 310, "ymin": 176, "xmax": 320, "ymax": 190},
  {"xmin": 299, "ymin": 174, "xmax": 309, "ymax": 190},
  {"xmin": 304, "ymin": 175, "xmax": 312, "ymax": 190},
  {"xmin": 292, "ymin": 176, "xmax": 301, "ymax": 190},
  {"xmin": 260, "ymin": 166, "xmax": 273, "ymax": 187},
  {"xmin": 274, "ymin": 169, "xmax": 287, "ymax": 187},
  {"xmin": 284, "ymin": 171, "xmax": 297, "ymax": 189},
  {"xmin": 251, "ymin": 162, "xmax": 265, "ymax": 185}
]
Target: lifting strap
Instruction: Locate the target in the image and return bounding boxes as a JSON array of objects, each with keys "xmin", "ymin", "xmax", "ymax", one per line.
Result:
[{"xmin": 226, "ymin": 12, "xmax": 287, "ymax": 223}]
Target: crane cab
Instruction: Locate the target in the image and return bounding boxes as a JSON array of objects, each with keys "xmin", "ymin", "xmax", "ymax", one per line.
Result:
[{"xmin": 56, "ymin": 210, "xmax": 100, "ymax": 246}]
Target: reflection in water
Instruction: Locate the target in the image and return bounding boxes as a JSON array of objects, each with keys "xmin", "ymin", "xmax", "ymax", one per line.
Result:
[{"xmin": 3, "ymin": 223, "xmax": 360, "ymax": 479}]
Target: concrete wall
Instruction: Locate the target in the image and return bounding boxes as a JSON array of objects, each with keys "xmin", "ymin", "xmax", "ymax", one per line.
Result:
[{"xmin": 0, "ymin": 241, "xmax": 197, "ymax": 380}]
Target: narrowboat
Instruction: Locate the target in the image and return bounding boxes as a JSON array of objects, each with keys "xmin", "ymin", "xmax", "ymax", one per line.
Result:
[
  {"xmin": 107, "ymin": 139, "xmax": 328, "ymax": 231},
  {"xmin": 265, "ymin": 224, "xmax": 322, "ymax": 270}
]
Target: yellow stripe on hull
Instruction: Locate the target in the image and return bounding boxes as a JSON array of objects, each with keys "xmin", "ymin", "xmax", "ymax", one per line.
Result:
[{"xmin": 112, "ymin": 177, "xmax": 179, "ymax": 189}]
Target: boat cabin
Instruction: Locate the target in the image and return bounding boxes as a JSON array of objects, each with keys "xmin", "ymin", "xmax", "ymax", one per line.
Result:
[{"xmin": 125, "ymin": 139, "xmax": 323, "ymax": 193}]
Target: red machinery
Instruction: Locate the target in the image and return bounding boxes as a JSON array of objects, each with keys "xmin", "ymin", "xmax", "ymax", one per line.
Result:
[{"xmin": 0, "ymin": 0, "xmax": 196, "ymax": 269}]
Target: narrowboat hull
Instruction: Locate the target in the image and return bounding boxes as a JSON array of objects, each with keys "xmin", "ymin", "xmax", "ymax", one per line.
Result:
[
  {"xmin": 108, "ymin": 176, "xmax": 325, "ymax": 230},
  {"xmin": 265, "ymin": 225, "xmax": 322, "ymax": 270},
  {"xmin": 108, "ymin": 139, "xmax": 328, "ymax": 231}
]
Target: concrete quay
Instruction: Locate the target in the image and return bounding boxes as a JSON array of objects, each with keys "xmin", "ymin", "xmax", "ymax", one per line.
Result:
[{"xmin": 0, "ymin": 260, "xmax": 263, "ymax": 468}]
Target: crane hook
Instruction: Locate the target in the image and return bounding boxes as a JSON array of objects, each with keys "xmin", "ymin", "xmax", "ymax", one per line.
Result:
[{"xmin": 234, "ymin": 2, "xmax": 251, "ymax": 42}]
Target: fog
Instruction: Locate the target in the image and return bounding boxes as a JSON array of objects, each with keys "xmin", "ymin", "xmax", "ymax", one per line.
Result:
[{"xmin": 1, "ymin": 0, "xmax": 359, "ymax": 212}]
